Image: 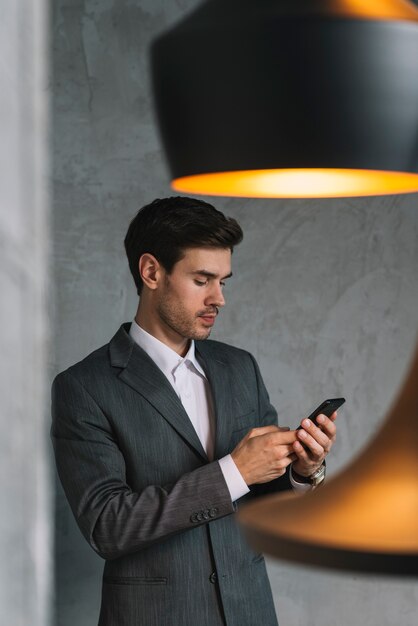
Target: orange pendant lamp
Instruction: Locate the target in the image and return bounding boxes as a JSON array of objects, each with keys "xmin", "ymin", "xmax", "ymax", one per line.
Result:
[
  {"xmin": 151, "ymin": 1, "xmax": 418, "ymax": 576},
  {"xmin": 151, "ymin": 0, "xmax": 418, "ymax": 198},
  {"xmin": 239, "ymin": 342, "xmax": 418, "ymax": 576}
]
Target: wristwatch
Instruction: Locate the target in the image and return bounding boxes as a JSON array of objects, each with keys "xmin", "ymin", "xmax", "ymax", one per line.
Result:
[{"xmin": 291, "ymin": 462, "xmax": 326, "ymax": 487}]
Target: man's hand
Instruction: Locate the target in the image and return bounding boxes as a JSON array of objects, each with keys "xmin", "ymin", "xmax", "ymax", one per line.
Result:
[
  {"xmin": 291, "ymin": 411, "xmax": 338, "ymax": 477},
  {"xmin": 231, "ymin": 425, "xmax": 297, "ymax": 485}
]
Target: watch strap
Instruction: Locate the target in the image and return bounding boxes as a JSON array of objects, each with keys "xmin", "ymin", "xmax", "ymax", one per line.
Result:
[{"xmin": 291, "ymin": 461, "xmax": 326, "ymax": 487}]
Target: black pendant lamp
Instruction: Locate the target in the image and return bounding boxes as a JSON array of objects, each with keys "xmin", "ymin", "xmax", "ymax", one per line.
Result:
[
  {"xmin": 151, "ymin": 0, "xmax": 418, "ymax": 198},
  {"xmin": 151, "ymin": 1, "xmax": 418, "ymax": 577}
]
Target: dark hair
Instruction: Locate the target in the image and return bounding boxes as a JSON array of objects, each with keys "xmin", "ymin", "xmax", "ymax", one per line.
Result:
[{"xmin": 124, "ymin": 196, "xmax": 243, "ymax": 295}]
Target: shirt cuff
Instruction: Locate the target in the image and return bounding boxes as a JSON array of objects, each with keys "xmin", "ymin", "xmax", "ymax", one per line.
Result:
[
  {"xmin": 218, "ymin": 455, "xmax": 250, "ymax": 502},
  {"xmin": 289, "ymin": 465, "xmax": 314, "ymax": 492}
]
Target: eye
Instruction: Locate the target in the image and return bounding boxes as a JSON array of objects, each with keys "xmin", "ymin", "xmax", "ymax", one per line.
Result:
[
  {"xmin": 194, "ymin": 279, "xmax": 207, "ymax": 286},
  {"xmin": 220, "ymin": 282, "xmax": 226, "ymax": 288}
]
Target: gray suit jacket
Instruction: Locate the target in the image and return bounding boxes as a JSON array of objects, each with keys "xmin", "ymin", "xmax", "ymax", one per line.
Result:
[{"xmin": 51, "ymin": 323, "xmax": 291, "ymax": 626}]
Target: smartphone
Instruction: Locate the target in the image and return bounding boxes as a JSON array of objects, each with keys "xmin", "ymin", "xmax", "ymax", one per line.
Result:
[{"xmin": 297, "ymin": 397, "xmax": 345, "ymax": 429}]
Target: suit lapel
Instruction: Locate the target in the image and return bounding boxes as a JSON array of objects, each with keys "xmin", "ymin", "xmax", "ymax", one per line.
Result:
[
  {"xmin": 109, "ymin": 324, "xmax": 208, "ymax": 462},
  {"xmin": 195, "ymin": 342, "xmax": 234, "ymax": 459}
]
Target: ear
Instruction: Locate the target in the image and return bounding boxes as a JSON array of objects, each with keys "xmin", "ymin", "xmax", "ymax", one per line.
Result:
[{"xmin": 139, "ymin": 253, "xmax": 163, "ymax": 291}]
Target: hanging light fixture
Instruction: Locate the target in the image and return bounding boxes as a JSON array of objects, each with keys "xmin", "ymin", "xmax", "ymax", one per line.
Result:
[
  {"xmin": 239, "ymin": 341, "xmax": 418, "ymax": 576},
  {"xmin": 151, "ymin": 0, "xmax": 418, "ymax": 198},
  {"xmin": 151, "ymin": 0, "xmax": 418, "ymax": 575}
]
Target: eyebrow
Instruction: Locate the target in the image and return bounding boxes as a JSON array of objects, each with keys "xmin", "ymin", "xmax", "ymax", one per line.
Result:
[{"xmin": 191, "ymin": 270, "xmax": 233, "ymax": 280}]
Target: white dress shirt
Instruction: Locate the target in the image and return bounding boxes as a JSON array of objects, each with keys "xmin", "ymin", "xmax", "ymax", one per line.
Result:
[{"xmin": 129, "ymin": 321, "xmax": 249, "ymax": 502}]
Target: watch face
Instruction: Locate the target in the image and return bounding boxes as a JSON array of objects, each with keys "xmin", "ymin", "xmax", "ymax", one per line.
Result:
[{"xmin": 311, "ymin": 464, "xmax": 326, "ymax": 486}]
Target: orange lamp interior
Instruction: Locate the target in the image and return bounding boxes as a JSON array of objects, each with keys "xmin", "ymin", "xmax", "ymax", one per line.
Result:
[{"xmin": 172, "ymin": 169, "xmax": 418, "ymax": 198}]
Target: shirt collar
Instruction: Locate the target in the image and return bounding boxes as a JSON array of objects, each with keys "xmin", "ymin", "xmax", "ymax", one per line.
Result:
[{"xmin": 129, "ymin": 320, "xmax": 206, "ymax": 380}]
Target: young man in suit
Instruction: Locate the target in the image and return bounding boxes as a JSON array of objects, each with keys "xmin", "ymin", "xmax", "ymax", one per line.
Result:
[{"xmin": 52, "ymin": 196, "xmax": 337, "ymax": 626}]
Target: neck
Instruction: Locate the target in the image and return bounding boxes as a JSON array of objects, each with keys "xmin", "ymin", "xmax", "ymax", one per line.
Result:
[{"xmin": 135, "ymin": 302, "xmax": 190, "ymax": 357}]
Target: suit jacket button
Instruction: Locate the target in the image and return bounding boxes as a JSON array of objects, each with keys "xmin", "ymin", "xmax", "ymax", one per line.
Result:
[
  {"xmin": 190, "ymin": 513, "xmax": 198, "ymax": 523},
  {"xmin": 196, "ymin": 512, "xmax": 204, "ymax": 522},
  {"xmin": 202, "ymin": 510, "xmax": 210, "ymax": 520},
  {"xmin": 209, "ymin": 572, "xmax": 218, "ymax": 584},
  {"xmin": 209, "ymin": 508, "xmax": 218, "ymax": 518}
]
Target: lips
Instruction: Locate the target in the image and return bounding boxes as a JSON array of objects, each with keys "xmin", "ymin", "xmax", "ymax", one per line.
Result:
[
  {"xmin": 199, "ymin": 315, "xmax": 216, "ymax": 325},
  {"xmin": 198, "ymin": 311, "xmax": 217, "ymax": 325}
]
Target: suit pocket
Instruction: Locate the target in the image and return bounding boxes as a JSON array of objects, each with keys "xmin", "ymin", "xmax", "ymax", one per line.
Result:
[
  {"xmin": 232, "ymin": 409, "xmax": 256, "ymax": 432},
  {"xmin": 228, "ymin": 410, "xmax": 257, "ymax": 450},
  {"xmin": 103, "ymin": 576, "xmax": 167, "ymax": 586}
]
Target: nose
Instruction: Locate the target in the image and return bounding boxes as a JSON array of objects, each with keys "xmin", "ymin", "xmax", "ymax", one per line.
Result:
[{"xmin": 206, "ymin": 282, "xmax": 226, "ymax": 308}]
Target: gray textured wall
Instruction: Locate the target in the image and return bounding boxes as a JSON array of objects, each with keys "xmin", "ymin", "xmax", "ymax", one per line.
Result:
[
  {"xmin": 0, "ymin": 1, "xmax": 52, "ymax": 625},
  {"xmin": 52, "ymin": 1, "xmax": 418, "ymax": 625}
]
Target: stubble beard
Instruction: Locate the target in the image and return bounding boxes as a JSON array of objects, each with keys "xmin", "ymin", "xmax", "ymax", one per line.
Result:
[{"xmin": 156, "ymin": 293, "xmax": 212, "ymax": 342}]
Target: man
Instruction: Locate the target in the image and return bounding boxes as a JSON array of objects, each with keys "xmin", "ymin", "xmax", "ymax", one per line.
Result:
[{"xmin": 51, "ymin": 197, "xmax": 337, "ymax": 626}]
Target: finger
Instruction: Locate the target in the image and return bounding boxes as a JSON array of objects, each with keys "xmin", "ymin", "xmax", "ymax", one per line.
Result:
[
  {"xmin": 246, "ymin": 425, "xmax": 280, "ymax": 439},
  {"xmin": 315, "ymin": 414, "xmax": 337, "ymax": 440},
  {"xmin": 275, "ymin": 444, "xmax": 298, "ymax": 457},
  {"xmin": 300, "ymin": 418, "xmax": 330, "ymax": 447},
  {"xmin": 274, "ymin": 454, "xmax": 295, "ymax": 471},
  {"xmin": 267, "ymin": 430, "xmax": 299, "ymax": 445},
  {"xmin": 297, "ymin": 428, "xmax": 326, "ymax": 458},
  {"xmin": 292, "ymin": 439, "xmax": 311, "ymax": 460},
  {"xmin": 292, "ymin": 440, "xmax": 321, "ymax": 470}
]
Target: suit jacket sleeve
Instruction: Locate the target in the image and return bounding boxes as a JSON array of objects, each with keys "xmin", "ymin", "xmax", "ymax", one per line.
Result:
[
  {"xmin": 248, "ymin": 353, "xmax": 293, "ymax": 496},
  {"xmin": 51, "ymin": 370, "xmax": 235, "ymax": 561}
]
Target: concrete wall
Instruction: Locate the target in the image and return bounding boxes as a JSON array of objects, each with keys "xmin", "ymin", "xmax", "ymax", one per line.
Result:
[
  {"xmin": 0, "ymin": 1, "xmax": 52, "ymax": 625},
  {"xmin": 51, "ymin": 1, "xmax": 418, "ymax": 625}
]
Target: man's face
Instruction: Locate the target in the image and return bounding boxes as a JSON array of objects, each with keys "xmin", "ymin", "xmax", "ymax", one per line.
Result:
[{"xmin": 155, "ymin": 247, "xmax": 232, "ymax": 343}]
